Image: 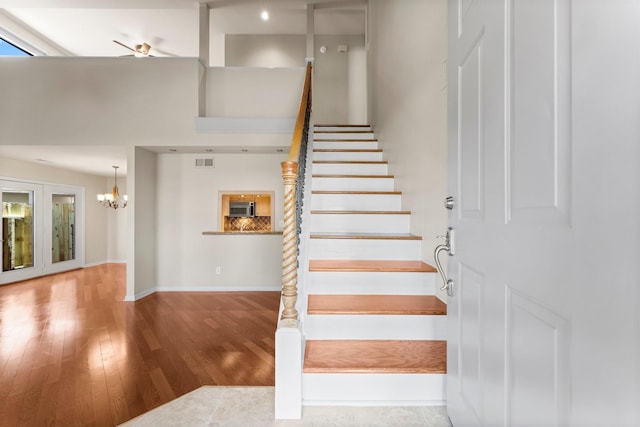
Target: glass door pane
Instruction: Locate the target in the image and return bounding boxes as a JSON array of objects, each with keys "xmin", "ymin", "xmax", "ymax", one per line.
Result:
[
  {"xmin": 51, "ymin": 194, "xmax": 75, "ymax": 263},
  {"xmin": 2, "ymin": 191, "xmax": 34, "ymax": 272}
]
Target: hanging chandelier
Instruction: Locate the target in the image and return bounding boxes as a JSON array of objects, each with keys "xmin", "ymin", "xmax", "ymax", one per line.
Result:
[{"xmin": 97, "ymin": 166, "xmax": 128, "ymax": 209}]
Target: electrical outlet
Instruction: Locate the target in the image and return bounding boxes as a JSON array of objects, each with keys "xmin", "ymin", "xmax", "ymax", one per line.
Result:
[{"xmin": 216, "ymin": 266, "xmax": 221, "ymax": 275}]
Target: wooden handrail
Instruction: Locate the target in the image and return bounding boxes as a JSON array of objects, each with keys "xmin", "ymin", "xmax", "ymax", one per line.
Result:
[
  {"xmin": 287, "ymin": 62, "xmax": 313, "ymax": 162},
  {"xmin": 280, "ymin": 61, "xmax": 312, "ymax": 325}
]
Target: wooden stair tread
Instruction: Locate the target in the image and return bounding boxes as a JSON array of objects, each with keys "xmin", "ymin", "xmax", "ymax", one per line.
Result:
[
  {"xmin": 314, "ymin": 138, "xmax": 378, "ymax": 142},
  {"xmin": 313, "ymin": 161, "xmax": 388, "ymax": 164},
  {"xmin": 310, "ymin": 232, "xmax": 422, "ymax": 240},
  {"xmin": 308, "ymin": 295, "xmax": 446, "ymax": 316},
  {"xmin": 315, "ymin": 124, "xmax": 371, "ymax": 127},
  {"xmin": 312, "ymin": 191, "xmax": 401, "ymax": 195},
  {"xmin": 314, "ymin": 149, "xmax": 382, "ymax": 152},
  {"xmin": 309, "ymin": 260, "xmax": 437, "ymax": 273},
  {"xmin": 304, "ymin": 340, "xmax": 447, "ymax": 374},
  {"xmin": 311, "ymin": 210, "xmax": 410, "ymax": 215},
  {"xmin": 312, "ymin": 174, "xmax": 393, "ymax": 179},
  {"xmin": 315, "ymin": 130, "xmax": 373, "ymax": 134}
]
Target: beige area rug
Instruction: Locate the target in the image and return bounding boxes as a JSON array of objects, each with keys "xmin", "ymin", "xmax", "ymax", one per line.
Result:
[{"xmin": 119, "ymin": 386, "xmax": 452, "ymax": 427}]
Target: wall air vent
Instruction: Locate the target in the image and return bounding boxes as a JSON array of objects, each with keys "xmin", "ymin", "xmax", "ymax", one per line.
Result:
[{"xmin": 195, "ymin": 158, "xmax": 215, "ymax": 168}]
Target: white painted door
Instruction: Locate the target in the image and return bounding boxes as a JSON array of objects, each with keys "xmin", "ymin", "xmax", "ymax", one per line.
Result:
[{"xmin": 446, "ymin": 0, "xmax": 640, "ymax": 426}]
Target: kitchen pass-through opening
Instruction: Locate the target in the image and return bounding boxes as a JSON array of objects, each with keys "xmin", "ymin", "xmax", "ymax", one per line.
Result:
[{"xmin": 219, "ymin": 192, "xmax": 274, "ymax": 232}]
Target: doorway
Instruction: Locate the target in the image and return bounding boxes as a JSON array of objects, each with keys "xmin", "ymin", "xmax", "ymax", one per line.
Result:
[{"xmin": 1, "ymin": 180, "xmax": 84, "ymax": 284}]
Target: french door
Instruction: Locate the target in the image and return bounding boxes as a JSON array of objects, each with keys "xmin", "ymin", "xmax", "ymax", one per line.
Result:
[
  {"xmin": 1, "ymin": 180, "xmax": 84, "ymax": 285},
  {"xmin": 1, "ymin": 181, "xmax": 42, "ymax": 284}
]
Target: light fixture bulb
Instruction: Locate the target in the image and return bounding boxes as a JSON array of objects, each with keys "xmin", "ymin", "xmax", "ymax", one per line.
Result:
[{"xmin": 261, "ymin": 10, "xmax": 269, "ymax": 21}]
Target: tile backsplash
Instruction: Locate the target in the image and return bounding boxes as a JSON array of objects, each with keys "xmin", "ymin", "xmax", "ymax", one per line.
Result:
[{"xmin": 224, "ymin": 216, "xmax": 272, "ymax": 232}]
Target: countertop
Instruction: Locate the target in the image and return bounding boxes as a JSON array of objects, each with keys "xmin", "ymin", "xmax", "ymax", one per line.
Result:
[{"xmin": 202, "ymin": 231, "xmax": 283, "ymax": 235}]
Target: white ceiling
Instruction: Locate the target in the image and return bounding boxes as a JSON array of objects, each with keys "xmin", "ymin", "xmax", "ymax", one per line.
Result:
[
  {"xmin": 3, "ymin": 0, "xmax": 365, "ymax": 57},
  {"xmin": 0, "ymin": 0, "xmax": 365, "ymax": 177}
]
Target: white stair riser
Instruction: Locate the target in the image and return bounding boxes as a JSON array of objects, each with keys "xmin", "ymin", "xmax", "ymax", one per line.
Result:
[
  {"xmin": 310, "ymin": 213, "xmax": 409, "ymax": 233},
  {"xmin": 302, "ymin": 373, "xmax": 446, "ymax": 406},
  {"xmin": 312, "ymin": 177, "xmax": 395, "ymax": 192},
  {"xmin": 311, "ymin": 163, "xmax": 388, "ymax": 175},
  {"xmin": 308, "ymin": 271, "xmax": 437, "ymax": 295},
  {"xmin": 314, "ymin": 126, "xmax": 371, "ymax": 132},
  {"xmin": 304, "ymin": 314, "xmax": 446, "ymax": 340},
  {"xmin": 313, "ymin": 141, "xmax": 379, "ymax": 150},
  {"xmin": 309, "ymin": 238, "xmax": 421, "ymax": 260},
  {"xmin": 313, "ymin": 151, "xmax": 384, "ymax": 162},
  {"xmin": 314, "ymin": 132, "xmax": 376, "ymax": 140},
  {"xmin": 311, "ymin": 193, "xmax": 401, "ymax": 211}
]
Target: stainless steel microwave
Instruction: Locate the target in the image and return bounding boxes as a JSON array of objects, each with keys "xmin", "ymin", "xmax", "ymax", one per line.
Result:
[{"xmin": 229, "ymin": 201, "xmax": 255, "ymax": 217}]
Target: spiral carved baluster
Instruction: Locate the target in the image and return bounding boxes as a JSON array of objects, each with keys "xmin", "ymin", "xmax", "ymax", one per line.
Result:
[{"xmin": 280, "ymin": 161, "xmax": 299, "ymax": 325}]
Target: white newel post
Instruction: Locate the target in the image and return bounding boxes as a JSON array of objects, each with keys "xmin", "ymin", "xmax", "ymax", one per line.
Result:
[
  {"xmin": 275, "ymin": 159, "xmax": 303, "ymax": 419},
  {"xmin": 275, "ymin": 325, "xmax": 302, "ymax": 419}
]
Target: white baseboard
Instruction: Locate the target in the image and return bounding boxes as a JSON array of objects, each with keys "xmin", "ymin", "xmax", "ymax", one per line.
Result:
[
  {"xmin": 123, "ymin": 287, "xmax": 156, "ymax": 302},
  {"xmin": 83, "ymin": 261, "xmax": 107, "ymax": 268},
  {"xmin": 155, "ymin": 284, "xmax": 281, "ymax": 292},
  {"xmin": 303, "ymin": 399, "xmax": 447, "ymax": 407},
  {"xmin": 123, "ymin": 284, "xmax": 281, "ymax": 302},
  {"xmin": 84, "ymin": 260, "xmax": 126, "ymax": 268}
]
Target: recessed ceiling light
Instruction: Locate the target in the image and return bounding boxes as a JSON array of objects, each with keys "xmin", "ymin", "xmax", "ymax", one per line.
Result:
[{"xmin": 261, "ymin": 10, "xmax": 269, "ymax": 21}]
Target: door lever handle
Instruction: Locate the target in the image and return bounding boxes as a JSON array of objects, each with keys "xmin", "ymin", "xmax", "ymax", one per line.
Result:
[{"xmin": 434, "ymin": 227, "xmax": 454, "ymax": 297}]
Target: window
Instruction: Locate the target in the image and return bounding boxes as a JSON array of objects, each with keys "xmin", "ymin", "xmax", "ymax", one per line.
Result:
[{"xmin": 0, "ymin": 37, "xmax": 32, "ymax": 57}]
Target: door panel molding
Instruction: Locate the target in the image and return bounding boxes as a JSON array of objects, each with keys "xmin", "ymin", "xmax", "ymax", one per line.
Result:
[
  {"xmin": 506, "ymin": 0, "xmax": 572, "ymax": 226},
  {"xmin": 505, "ymin": 286, "xmax": 570, "ymax": 427},
  {"xmin": 458, "ymin": 29, "xmax": 486, "ymax": 221},
  {"xmin": 458, "ymin": 0, "xmax": 478, "ymax": 38},
  {"xmin": 458, "ymin": 262, "xmax": 485, "ymax": 424}
]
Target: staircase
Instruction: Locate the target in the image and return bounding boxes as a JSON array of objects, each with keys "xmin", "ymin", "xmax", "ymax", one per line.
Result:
[{"xmin": 301, "ymin": 124, "xmax": 447, "ymax": 406}]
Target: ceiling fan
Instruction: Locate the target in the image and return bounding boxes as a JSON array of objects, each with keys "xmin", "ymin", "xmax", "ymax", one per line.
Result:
[{"xmin": 113, "ymin": 40, "xmax": 154, "ymax": 57}]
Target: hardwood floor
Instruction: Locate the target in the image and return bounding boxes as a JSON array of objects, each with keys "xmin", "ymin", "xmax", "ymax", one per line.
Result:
[{"xmin": 0, "ymin": 264, "xmax": 280, "ymax": 427}]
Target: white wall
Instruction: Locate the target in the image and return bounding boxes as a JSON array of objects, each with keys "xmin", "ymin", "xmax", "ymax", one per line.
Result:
[
  {"xmin": 0, "ymin": 156, "xmax": 108, "ymax": 265},
  {"xmin": 369, "ymin": 0, "xmax": 448, "ymax": 299},
  {"xmin": 219, "ymin": 33, "xmax": 367, "ymax": 124},
  {"xmin": 313, "ymin": 35, "xmax": 366, "ymax": 124},
  {"xmin": 156, "ymin": 153, "xmax": 286, "ymax": 290},
  {"xmin": 225, "ymin": 34, "xmax": 306, "ymax": 67},
  {"xmin": 126, "ymin": 147, "xmax": 157, "ymax": 301},
  {"xmin": 106, "ymin": 177, "xmax": 127, "ymax": 263},
  {"xmin": 206, "ymin": 67, "xmax": 305, "ymax": 117},
  {"xmin": 0, "ymin": 58, "xmax": 199, "ymax": 146}
]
